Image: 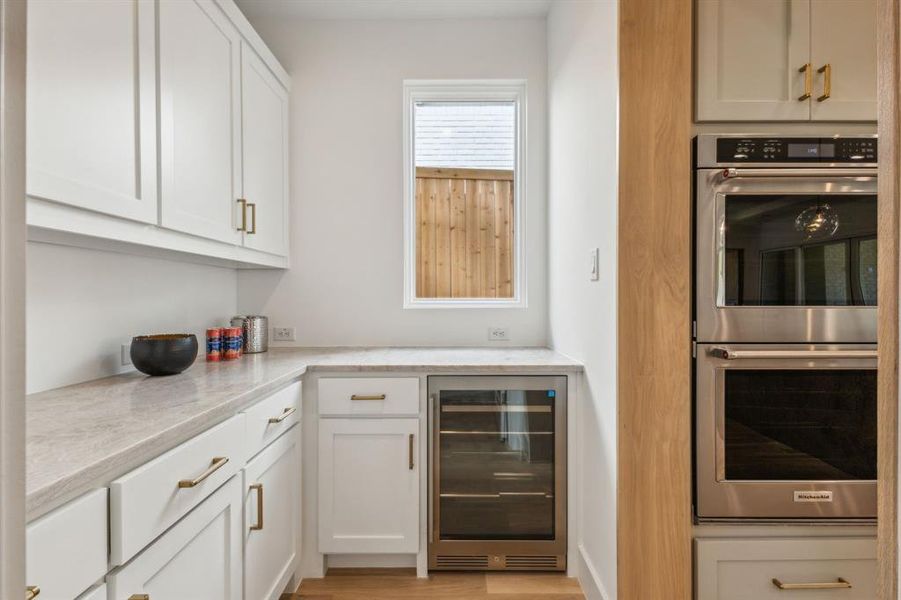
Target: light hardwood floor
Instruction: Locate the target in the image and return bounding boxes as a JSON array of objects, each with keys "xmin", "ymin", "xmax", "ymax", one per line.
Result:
[{"xmin": 283, "ymin": 569, "xmax": 585, "ymax": 599}]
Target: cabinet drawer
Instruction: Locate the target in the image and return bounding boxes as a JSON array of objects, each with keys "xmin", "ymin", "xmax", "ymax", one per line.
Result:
[
  {"xmin": 26, "ymin": 488, "xmax": 108, "ymax": 600},
  {"xmin": 695, "ymin": 537, "xmax": 876, "ymax": 600},
  {"xmin": 319, "ymin": 377, "xmax": 419, "ymax": 416},
  {"xmin": 110, "ymin": 414, "xmax": 245, "ymax": 566},
  {"xmin": 108, "ymin": 475, "xmax": 242, "ymax": 600},
  {"xmin": 244, "ymin": 381, "xmax": 301, "ymax": 459}
]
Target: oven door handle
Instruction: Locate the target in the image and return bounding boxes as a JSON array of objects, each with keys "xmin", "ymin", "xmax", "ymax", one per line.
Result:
[
  {"xmin": 721, "ymin": 167, "xmax": 877, "ymax": 179},
  {"xmin": 710, "ymin": 348, "xmax": 877, "ymax": 360}
]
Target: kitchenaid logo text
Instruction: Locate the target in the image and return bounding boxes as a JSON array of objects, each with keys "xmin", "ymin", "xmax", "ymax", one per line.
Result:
[{"xmin": 793, "ymin": 491, "xmax": 834, "ymax": 503}]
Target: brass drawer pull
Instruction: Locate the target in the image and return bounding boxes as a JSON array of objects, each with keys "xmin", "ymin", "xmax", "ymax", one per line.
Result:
[
  {"xmin": 25, "ymin": 586, "xmax": 40, "ymax": 599},
  {"xmin": 177, "ymin": 456, "xmax": 229, "ymax": 488},
  {"xmin": 408, "ymin": 433, "xmax": 414, "ymax": 470},
  {"xmin": 351, "ymin": 394, "xmax": 386, "ymax": 401},
  {"xmin": 250, "ymin": 483, "xmax": 264, "ymax": 531},
  {"xmin": 772, "ymin": 577, "xmax": 851, "ymax": 590},
  {"xmin": 237, "ymin": 198, "xmax": 247, "ymax": 231},
  {"xmin": 268, "ymin": 407, "xmax": 296, "ymax": 423},
  {"xmin": 128, "ymin": 595, "xmax": 150, "ymax": 600},
  {"xmin": 248, "ymin": 202, "xmax": 257, "ymax": 234},
  {"xmin": 798, "ymin": 63, "xmax": 812, "ymax": 100},
  {"xmin": 817, "ymin": 63, "xmax": 832, "ymax": 102}
]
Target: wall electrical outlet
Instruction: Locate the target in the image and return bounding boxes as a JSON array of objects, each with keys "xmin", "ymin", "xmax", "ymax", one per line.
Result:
[
  {"xmin": 272, "ymin": 327, "xmax": 296, "ymax": 342},
  {"xmin": 488, "ymin": 327, "xmax": 509, "ymax": 341},
  {"xmin": 121, "ymin": 343, "xmax": 132, "ymax": 366}
]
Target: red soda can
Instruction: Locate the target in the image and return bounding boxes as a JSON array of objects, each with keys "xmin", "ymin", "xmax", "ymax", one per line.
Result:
[
  {"xmin": 223, "ymin": 326, "xmax": 242, "ymax": 360},
  {"xmin": 206, "ymin": 327, "xmax": 223, "ymax": 362}
]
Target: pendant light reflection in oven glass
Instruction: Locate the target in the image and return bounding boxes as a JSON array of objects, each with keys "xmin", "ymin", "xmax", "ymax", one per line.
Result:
[{"xmin": 795, "ymin": 203, "xmax": 839, "ymax": 241}]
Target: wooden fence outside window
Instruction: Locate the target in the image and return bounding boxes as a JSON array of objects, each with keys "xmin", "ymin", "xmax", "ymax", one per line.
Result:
[{"xmin": 415, "ymin": 167, "xmax": 514, "ymax": 299}]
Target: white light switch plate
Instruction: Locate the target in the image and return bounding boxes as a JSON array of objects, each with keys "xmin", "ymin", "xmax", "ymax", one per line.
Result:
[{"xmin": 589, "ymin": 248, "xmax": 600, "ymax": 281}]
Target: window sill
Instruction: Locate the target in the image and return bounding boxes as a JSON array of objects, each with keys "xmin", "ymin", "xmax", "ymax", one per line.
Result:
[{"xmin": 404, "ymin": 298, "xmax": 527, "ymax": 310}]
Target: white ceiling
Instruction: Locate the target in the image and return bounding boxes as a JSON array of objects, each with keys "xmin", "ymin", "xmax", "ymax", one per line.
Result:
[{"xmin": 234, "ymin": 0, "xmax": 553, "ymax": 21}]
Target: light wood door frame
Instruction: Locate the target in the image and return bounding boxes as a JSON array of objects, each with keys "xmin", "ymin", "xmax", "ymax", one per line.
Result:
[
  {"xmin": 617, "ymin": 0, "xmax": 693, "ymax": 598},
  {"xmin": 877, "ymin": 1, "xmax": 899, "ymax": 598},
  {"xmin": 0, "ymin": 1, "xmax": 26, "ymax": 598}
]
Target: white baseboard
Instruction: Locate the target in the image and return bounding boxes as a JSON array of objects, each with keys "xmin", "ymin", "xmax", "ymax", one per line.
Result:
[
  {"xmin": 577, "ymin": 544, "xmax": 610, "ymax": 600},
  {"xmin": 325, "ymin": 553, "xmax": 417, "ymax": 569}
]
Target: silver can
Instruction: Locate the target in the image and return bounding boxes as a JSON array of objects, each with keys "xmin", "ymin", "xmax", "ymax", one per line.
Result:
[{"xmin": 230, "ymin": 315, "xmax": 269, "ymax": 353}]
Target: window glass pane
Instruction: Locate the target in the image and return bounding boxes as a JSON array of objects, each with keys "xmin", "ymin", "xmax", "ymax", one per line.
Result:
[
  {"xmin": 722, "ymin": 194, "xmax": 877, "ymax": 306},
  {"xmin": 724, "ymin": 370, "xmax": 877, "ymax": 481},
  {"xmin": 413, "ymin": 101, "xmax": 515, "ymax": 299}
]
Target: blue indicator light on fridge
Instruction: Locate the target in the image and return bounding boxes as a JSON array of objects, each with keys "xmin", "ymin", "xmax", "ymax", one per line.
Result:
[{"xmin": 547, "ymin": 390, "xmax": 556, "ymax": 397}]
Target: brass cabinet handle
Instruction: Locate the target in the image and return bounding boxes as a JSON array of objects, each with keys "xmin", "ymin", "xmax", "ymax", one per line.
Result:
[
  {"xmin": 351, "ymin": 394, "xmax": 386, "ymax": 401},
  {"xmin": 408, "ymin": 433, "xmax": 415, "ymax": 470},
  {"xmin": 25, "ymin": 586, "xmax": 40, "ymax": 599},
  {"xmin": 268, "ymin": 407, "xmax": 296, "ymax": 424},
  {"xmin": 772, "ymin": 577, "xmax": 851, "ymax": 590},
  {"xmin": 237, "ymin": 198, "xmax": 247, "ymax": 232},
  {"xmin": 250, "ymin": 483, "xmax": 264, "ymax": 530},
  {"xmin": 177, "ymin": 456, "xmax": 229, "ymax": 488},
  {"xmin": 798, "ymin": 63, "xmax": 812, "ymax": 100},
  {"xmin": 817, "ymin": 63, "xmax": 832, "ymax": 101},
  {"xmin": 247, "ymin": 202, "xmax": 257, "ymax": 234},
  {"xmin": 128, "ymin": 596, "xmax": 150, "ymax": 600}
]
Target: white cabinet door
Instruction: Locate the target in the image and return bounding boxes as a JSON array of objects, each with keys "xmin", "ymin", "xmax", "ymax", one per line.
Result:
[
  {"xmin": 318, "ymin": 418, "xmax": 419, "ymax": 554},
  {"xmin": 241, "ymin": 42, "xmax": 290, "ymax": 257},
  {"xmin": 27, "ymin": 0, "xmax": 157, "ymax": 222},
  {"xmin": 158, "ymin": 0, "xmax": 242, "ymax": 244},
  {"xmin": 809, "ymin": 0, "xmax": 877, "ymax": 121},
  {"xmin": 107, "ymin": 476, "xmax": 242, "ymax": 600},
  {"xmin": 696, "ymin": 0, "xmax": 811, "ymax": 121},
  {"xmin": 244, "ymin": 425, "xmax": 300, "ymax": 600}
]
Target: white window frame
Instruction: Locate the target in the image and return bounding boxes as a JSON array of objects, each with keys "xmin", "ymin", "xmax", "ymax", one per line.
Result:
[{"xmin": 403, "ymin": 79, "xmax": 528, "ymax": 309}]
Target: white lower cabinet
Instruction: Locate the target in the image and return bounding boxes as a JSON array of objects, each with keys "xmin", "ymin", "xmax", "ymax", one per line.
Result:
[
  {"xmin": 318, "ymin": 418, "xmax": 419, "ymax": 554},
  {"xmin": 244, "ymin": 425, "xmax": 300, "ymax": 600},
  {"xmin": 77, "ymin": 583, "xmax": 107, "ymax": 600},
  {"xmin": 108, "ymin": 475, "xmax": 243, "ymax": 600},
  {"xmin": 26, "ymin": 488, "xmax": 108, "ymax": 600},
  {"xmin": 695, "ymin": 537, "xmax": 876, "ymax": 600}
]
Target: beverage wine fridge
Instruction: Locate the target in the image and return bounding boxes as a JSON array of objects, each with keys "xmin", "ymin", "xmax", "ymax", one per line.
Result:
[{"xmin": 428, "ymin": 376, "xmax": 567, "ymax": 571}]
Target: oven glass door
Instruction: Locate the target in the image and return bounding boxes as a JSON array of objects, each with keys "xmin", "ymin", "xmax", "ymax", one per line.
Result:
[
  {"xmin": 696, "ymin": 344, "xmax": 877, "ymax": 519},
  {"xmin": 722, "ymin": 194, "xmax": 877, "ymax": 307},
  {"xmin": 723, "ymin": 368, "xmax": 876, "ymax": 481},
  {"xmin": 696, "ymin": 170, "xmax": 878, "ymax": 342}
]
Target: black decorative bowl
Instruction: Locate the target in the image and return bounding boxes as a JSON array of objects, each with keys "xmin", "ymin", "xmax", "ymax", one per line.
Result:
[{"xmin": 130, "ymin": 334, "xmax": 198, "ymax": 376}]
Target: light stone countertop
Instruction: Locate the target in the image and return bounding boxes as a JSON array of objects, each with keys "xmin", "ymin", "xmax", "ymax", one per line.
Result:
[{"xmin": 26, "ymin": 347, "xmax": 581, "ymax": 520}]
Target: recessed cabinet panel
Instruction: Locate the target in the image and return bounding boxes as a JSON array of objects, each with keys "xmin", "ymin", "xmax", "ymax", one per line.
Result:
[
  {"xmin": 159, "ymin": 0, "xmax": 242, "ymax": 244},
  {"xmin": 108, "ymin": 476, "xmax": 243, "ymax": 600},
  {"xmin": 27, "ymin": 0, "xmax": 158, "ymax": 222},
  {"xmin": 241, "ymin": 43, "xmax": 290, "ymax": 256},
  {"xmin": 809, "ymin": 0, "xmax": 877, "ymax": 121},
  {"xmin": 319, "ymin": 418, "xmax": 420, "ymax": 554},
  {"xmin": 696, "ymin": 0, "xmax": 811, "ymax": 121},
  {"xmin": 244, "ymin": 426, "xmax": 300, "ymax": 600}
]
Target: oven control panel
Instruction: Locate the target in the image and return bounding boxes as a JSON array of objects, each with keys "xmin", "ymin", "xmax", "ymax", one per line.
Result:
[{"xmin": 716, "ymin": 136, "xmax": 877, "ymax": 163}]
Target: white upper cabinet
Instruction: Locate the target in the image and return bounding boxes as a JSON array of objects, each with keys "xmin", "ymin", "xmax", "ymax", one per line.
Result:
[
  {"xmin": 809, "ymin": 0, "xmax": 877, "ymax": 121},
  {"xmin": 241, "ymin": 42, "xmax": 290, "ymax": 256},
  {"xmin": 697, "ymin": 0, "xmax": 811, "ymax": 121},
  {"xmin": 27, "ymin": 0, "xmax": 158, "ymax": 222},
  {"xmin": 158, "ymin": 0, "xmax": 243, "ymax": 245},
  {"xmin": 696, "ymin": 0, "xmax": 876, "ymax": 122}
]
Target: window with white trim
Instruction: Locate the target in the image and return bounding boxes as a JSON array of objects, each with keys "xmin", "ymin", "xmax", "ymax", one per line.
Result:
[{"xmin": 403, "ymin": 81, "xmax": 526, "ymax": 308}]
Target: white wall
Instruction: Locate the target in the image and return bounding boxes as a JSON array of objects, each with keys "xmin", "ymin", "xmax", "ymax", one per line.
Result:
[
  {"xmin": 27, "ymin": 242, "xmax": 237, "ymax": 393},
  {"xmin": 547, "ymin": 2, "xmax": 618, "ymax": 599},
  {"xmin": 236, "ymin": 17, "xmax": 548, "ymax": 347}
]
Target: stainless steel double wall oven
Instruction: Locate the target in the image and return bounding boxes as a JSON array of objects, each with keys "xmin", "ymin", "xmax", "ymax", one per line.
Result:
[{"xmin": 694, "ymin": 135, "xmax": 877, "ymax": 520}]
